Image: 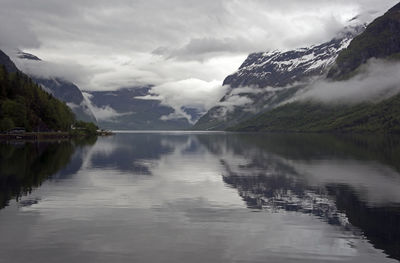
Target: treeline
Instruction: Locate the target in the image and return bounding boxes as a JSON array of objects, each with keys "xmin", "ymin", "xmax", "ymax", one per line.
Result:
[{"xmin": 0, "ymin": 65, "xmax": 76, "ymax": 132}]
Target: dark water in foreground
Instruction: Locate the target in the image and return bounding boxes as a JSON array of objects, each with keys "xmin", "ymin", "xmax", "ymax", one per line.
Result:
[{"xmin": 0, "ymin": 132, "xmax": 400, "ymax": 263}]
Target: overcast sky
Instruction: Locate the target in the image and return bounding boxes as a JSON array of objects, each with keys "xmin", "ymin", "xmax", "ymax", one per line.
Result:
[{"xmin": 0, "ymin": 0, "xmax": 397, "ymax": 113}]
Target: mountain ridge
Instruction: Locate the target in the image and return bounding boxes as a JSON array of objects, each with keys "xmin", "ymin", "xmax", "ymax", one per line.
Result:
[
  {"xmin": 194, "ymin": 26, "xmax": 365, "ymax": 130},
  {"xmin": 328, "ymin": 2, "xmax": 400, "ymax": 79},
  {"xmin": 231, "ymin": 2, "xmax": 400, "ymax": 133}
]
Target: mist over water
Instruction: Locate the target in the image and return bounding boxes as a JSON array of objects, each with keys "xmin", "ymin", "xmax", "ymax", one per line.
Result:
[{"xmin": 0, "ymin": 132, "xmax": 399, "ymax": 262}]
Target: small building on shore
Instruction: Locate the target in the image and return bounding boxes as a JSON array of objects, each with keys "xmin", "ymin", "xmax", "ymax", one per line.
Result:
[{"xmin": 7, "ymin": 127, "xmax": 26, "ymax": 134}]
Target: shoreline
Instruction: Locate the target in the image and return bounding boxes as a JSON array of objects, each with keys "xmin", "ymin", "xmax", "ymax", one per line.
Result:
[
  {"xmin": 0, "ymin": 131, "xmax": 113, "ymax": 141},
  {"xmin": 0, "ymin": 132, "xmax": 72, "ymax": 141}
]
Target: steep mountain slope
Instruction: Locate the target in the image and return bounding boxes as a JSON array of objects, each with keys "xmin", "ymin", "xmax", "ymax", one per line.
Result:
[
  {"xmin": 16, "ymin": 52, "xmax": 97, "ymax": 123},
  {"xmin": 86, "ymin": 88, "xmax": 200, "ymax": 130},
  {"xmin": 233, "ymin": 3, "xmax": 400, "ymax": 133},
  {"xmin": 194, "ymin": 26, "xmax": 364, "ymax": 130},
  {"xmin": 0, "ymin": 52, "xmax": 76, "ymax": 131},
  {"xmin": 232, "ymin": 94, "xmax": 400, "ymax": 133},
  {"xmin": 328, "ymin": 2, "xmax": 400, "ymax": 79},
  {"xmin": 0, "ymin": 50, "xmax": 18, "ymax": 73}
]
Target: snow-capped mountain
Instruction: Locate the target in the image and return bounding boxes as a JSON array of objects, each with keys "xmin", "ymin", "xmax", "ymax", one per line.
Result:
[
  {"xmin": 194, "ymin": 26, "xmax": 365, "ymax": 130},
  {"xmin": 15, "ymin": 51, "xmax": 97, "ymax": 123}
]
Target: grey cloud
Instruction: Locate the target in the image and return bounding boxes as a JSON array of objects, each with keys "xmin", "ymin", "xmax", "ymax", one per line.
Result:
[
  {"xmin": 0, "ymin": 15, "xmax": 40, "ymax": 50},
  {"xmin": 155, "ymin": 37, "xmax": 254, "ymax": 61},
  {"xmin": 1, "ymin": 0, "xmax": 396, "ymax": 56}
]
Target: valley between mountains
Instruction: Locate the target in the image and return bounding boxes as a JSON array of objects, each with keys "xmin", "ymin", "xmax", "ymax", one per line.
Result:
[{"xmin": 2, "ymin": 2, "xmax": 400, "ymax": 134}]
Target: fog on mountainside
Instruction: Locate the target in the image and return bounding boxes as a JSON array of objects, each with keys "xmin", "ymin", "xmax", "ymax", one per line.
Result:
[
  {"xmin": 295, "ymin": 59, "xmax": 400, "ymax": 104},
  {"xmin": 193, "ymin": 25, "xmax": 365, "ymax": 130}
]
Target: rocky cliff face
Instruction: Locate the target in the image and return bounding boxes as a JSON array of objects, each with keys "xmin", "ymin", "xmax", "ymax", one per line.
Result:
[{"xmin": 194, "ymin": 26, "xmax": 365, "ymax": 130}]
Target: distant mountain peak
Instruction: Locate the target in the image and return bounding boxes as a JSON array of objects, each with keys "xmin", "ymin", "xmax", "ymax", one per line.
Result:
[{"xmin": 17, "ymin": 51, "xmax": 41, "ymax": 61}]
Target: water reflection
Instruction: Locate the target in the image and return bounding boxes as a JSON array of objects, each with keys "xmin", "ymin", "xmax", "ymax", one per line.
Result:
[
  {"xmin": 197, "ymin": 133, "xmax": 400, "ymax": 260},
  {"xmin": 0, "ymin": 132, "xmax": 399, "ymax": 262},
  {"xmin": 89, "ymin": 133, "xmax": 174, "ymax": 174},
  {"xmin": 0, "ymin": 137, "xmax": 97, "ymax": 209}
]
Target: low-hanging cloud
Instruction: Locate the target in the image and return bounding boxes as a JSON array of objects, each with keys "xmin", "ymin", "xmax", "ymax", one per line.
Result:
[
  {"xmin": 82, "ymin": 92, "xmax": 131, "ymax": 122},
  {"xmin": 213, "ymin": 84, "xmax": 297, "ymax": 118},
  {"xmin": 219, "ymin": 95, "xmax": 254, "ymax": 112},
  {"xmin": 90, "ymin": 105, "xmax": 131, "ymax": 122},
  {"xmin": 297, "ymin": 59, "xmax": 400, "ymax": 103},
  {"xmin": 135, "ymin": 78, "xmax": 228, "ymax": 123},
  {"xmin": 13, "ymin": 55, "xmax": 96, "ymax": 86},
  {"xmin": 212, "ymin": 86, "xmax": 266, "ymax": 117},
  {"xmin": 229, "ymin": 85, "xmax": 291, "ymax": 96}
]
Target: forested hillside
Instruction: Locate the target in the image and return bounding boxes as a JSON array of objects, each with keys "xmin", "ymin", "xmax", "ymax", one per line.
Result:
[
  {"xmin": 0, "ymin": 65, "xmax": 75, "ymax": 132},
  {"xmin": 328, "ymin": 2, "xmax": 400, "ymax": 79},
  {"xmin": 231, "ymin": 94, "xmax": 400, "ymax": 133}
]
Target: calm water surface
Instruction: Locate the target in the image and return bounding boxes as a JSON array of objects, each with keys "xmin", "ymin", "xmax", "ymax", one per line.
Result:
[{"xmin": 0, "ymin": 132, "xmax": 400, "ymax": 262}]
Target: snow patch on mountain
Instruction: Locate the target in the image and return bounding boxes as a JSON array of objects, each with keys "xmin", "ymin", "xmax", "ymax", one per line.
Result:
[{"xmin": 194, "ymin": 25, "xmax": 365, "ymax": 130}]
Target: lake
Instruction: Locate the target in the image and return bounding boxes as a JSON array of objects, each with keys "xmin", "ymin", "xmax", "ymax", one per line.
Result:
[{"xmin": 0, "ymin": 131, "xmax": 399, "ymax": 262}]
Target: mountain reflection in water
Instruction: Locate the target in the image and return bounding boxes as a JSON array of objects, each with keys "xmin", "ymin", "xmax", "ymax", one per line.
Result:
[
  {"xmin": 197, "ymin": 133, "xmax": 400, "ymax": 260},
  {"xmin": 0, "ymin": 132, "xmax": 399, "ymax": 263}
]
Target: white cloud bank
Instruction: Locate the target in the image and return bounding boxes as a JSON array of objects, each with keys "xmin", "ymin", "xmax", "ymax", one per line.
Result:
[
  {"xmin": 82, "ymin": 92, "xmax": 131, "ymax": 122},
  {"xmin": 13, "ymin": 55, "xmax": 96, "ymax": 85},
  {"xmin": 297, "ymin": 59, "xmax": 400, "ymax": 103},
  {"xmin": 136, "ymin": 79, "xmax": 228, "ymax": 123}
]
